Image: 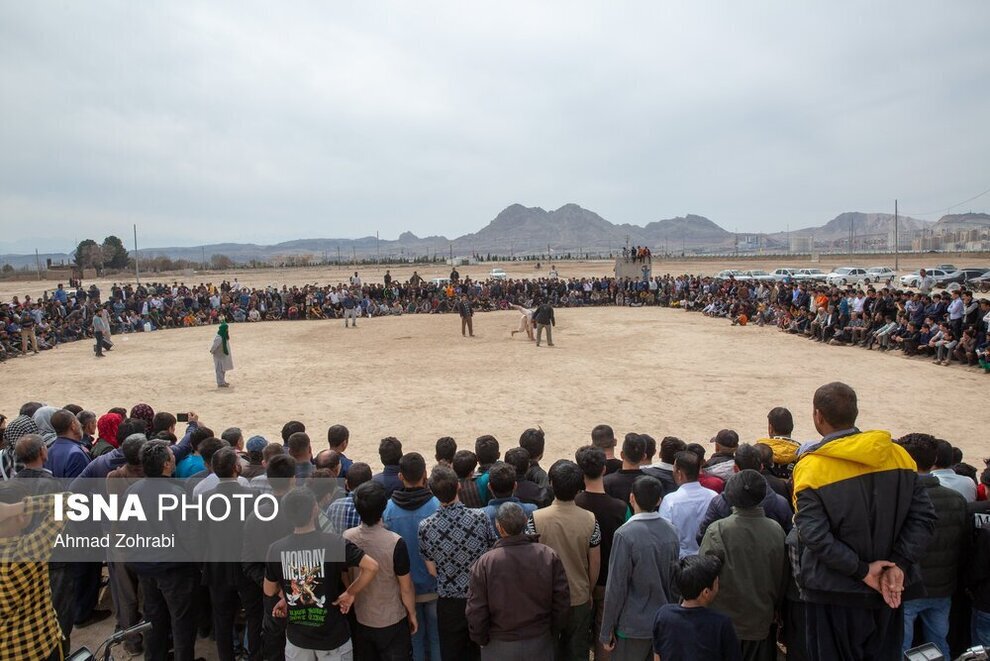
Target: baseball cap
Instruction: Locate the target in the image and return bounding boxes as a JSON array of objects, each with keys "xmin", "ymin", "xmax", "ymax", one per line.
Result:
[{"xmin": 710, "ymin": 429, "xmax": 739, "ymax": 448}]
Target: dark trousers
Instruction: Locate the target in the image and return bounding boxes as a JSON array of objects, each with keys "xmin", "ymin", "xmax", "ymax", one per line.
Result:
[
  {"xmin": 557, "ymin": 601, "xmax": 590, "ymax": 661},
  {"xmin": 783, "ymin": 597, "xmax": 808, "ymax": 661},
  {"xmin": 140, "ymin": 567, "xmax": 200, "ymax": 661},
  {"xmin": 71, "ymin": 561, "xmax": 102, "ymax": 625},
  {"xmin": 437, "ymin": 597, "xmax": 478, "ymax": 661},
  {"xmin": 211, "ymin": 581, "xmax": 262, "ymax": 661},
  {"xmin": 94, "ymin": 330, "xmax": 111, "ymax": 355},
  {"xmin": 806, "ymin": 601, "xmax": 903, "ymax": 661},
  {"xmin": 740, "ymin": 629, "xmax": 777, "ymax": 661},
  {"xmin": 353, "ymin": 618, "xmax": 412, "ymax": 661},
  {"xmin": 262, "ymin": 593, "xmax": 286, "ymax": 661},
  {"xmin": 50, "ymin": 564, "xmax": 76, "ymax": 655}
]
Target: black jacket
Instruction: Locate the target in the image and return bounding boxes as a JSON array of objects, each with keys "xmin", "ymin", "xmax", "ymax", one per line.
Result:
[
  {"xmin": 534, "ymin": 304, "xmax": 555, "ymax": 325},
  {"xmin": 203, "ymin": 481, "xmax": 258, "ymax": 588},
  {"xmin": 790, "ymin": 430, "xmax": 936, "ymax": 608},
  {"xmin": 915, "ymin": 475, "xmax": 968, "ymax": 598},
  {"xmin": 641, "ymin": 466, "xmax": 678, "ymax": 499},
  {"xmin": 696, "ymin": 481, "xmax": 793, "ymax": 544}
]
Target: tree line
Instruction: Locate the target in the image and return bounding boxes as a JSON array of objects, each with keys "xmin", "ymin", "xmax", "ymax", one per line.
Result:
[{"xmin": 74, "ymin": 236, "xmax": 131, "ymax": 271}]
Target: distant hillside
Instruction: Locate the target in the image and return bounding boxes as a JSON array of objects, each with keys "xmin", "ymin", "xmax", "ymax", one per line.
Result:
[
  {"xmin": 933, "ymin": 212, "xmax": 990, "ymax": 231},
  {"xmin": 787, "ymin": 212, "xmax": 931, "ymax": 241}
]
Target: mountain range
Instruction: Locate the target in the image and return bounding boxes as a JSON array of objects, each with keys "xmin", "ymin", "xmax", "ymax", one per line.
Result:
[{"xmin": 3, "ymin": 203, "xmax": 987, "ymax": 269}]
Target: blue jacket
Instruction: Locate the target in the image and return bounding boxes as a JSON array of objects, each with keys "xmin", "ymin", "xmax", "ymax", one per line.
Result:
[
  {"xmin": 383, "ymin": 488, "xmax": 440, "ymax": 596},
  {"xmin": 45, "ymin": 437, "xmax": 89, "ymax": 479},
  {"xmin": 481, "ymin": 496, "xmax": 537, "ymax": 527},
  {"xmin": 373, "ymin": 465, "xmax": 402, "ymax": 500}
]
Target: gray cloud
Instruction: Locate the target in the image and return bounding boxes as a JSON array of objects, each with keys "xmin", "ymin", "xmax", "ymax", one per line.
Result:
[{"xmin": 2, "ymin": 1, "xmax": 988, "ymax": 252}]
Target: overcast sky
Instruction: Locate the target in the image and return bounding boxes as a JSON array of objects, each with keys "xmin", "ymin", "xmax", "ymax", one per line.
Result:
[{"xmin": 2, "ymin": 2, "xmax": 988, "ymax": 252}]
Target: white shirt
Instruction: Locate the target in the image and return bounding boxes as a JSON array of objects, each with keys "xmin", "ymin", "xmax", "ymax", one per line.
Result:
[
  {"xmin": 192, "ymin": 474, "xmax": 250, "ymax": 498},
  {"xmin": 931, "ymin": 469, "xmax": 977, "ymax": 503},
  {"xmin": 658, "ymin": 480, "xmax": 718, "ymax": 558}
]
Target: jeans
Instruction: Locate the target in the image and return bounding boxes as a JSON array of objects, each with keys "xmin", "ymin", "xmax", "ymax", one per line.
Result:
[
  {"xmin": 903, "ymin": 597, "xmax": 951, "ymax": 658},
  {"xmin": 212, "ymin": 580, "xmax": 262, "ymax": 661},
  {"xmin": 557, "ymin": 601, "xmax": 592, "ymax": 661},
  {"xmin": 973, "ymin": 609, "xmax": 990, "ymax": 648},
  {"xmin": 140, "ymin": 567, "xmax": 200, "ymax": 661},
  {"xmin": 412, "ymin": 599, "xmax": 441, "ymax": 661}
]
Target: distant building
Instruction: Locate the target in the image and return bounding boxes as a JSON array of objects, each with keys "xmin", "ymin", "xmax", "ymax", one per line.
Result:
[{"xmin": 789, "ymin": 236, "xmax": 813, "ymax": 253}]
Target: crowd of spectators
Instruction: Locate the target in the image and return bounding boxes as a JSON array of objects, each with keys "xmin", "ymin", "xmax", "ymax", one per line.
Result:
[
  {"xmin": 2, "ymin": 383, "xmax": 990, "ymax": 660},
  {"xmin": 3, "ymin": 270, "xmax": 988, "ymax": 372}
]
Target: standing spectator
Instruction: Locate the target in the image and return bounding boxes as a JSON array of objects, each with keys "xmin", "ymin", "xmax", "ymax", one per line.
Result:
[
  {"xmin": 418, "ymin": 466, "xmax": 497, "ymax": 661},
  {"xmin": 575, "ymin": 445, "xmax": 628, "ymax": 661},
  {"xmin": 242, "ymin": 454, "xmax": 297, "ymax": 661},
  {"xmin": 651, "ymin": 555, "xmax": 742, "ymax": 661},
  {"xmin": 791, "ymin": 382, "xmax": 936, "ymax": 661},
  {"xmin": 434, "ymin": 437, "xmax": 456, "ymax": 468},
  {"xmin": 92, "ymin": 305, "xmax": 112, "ymax": 357},
  {"xmin": 19, "ymin": 305, "xmax": 39, "ymax": 354},
  {"xmin": 264, "ymin": 487, "xmax": 379, "ymax": 661},
  {"xmin": 699, "ymin": 470, "xmax": 788, "ymax": 661},
  {"xmin": 466, "ymin": 502, "xmax": 570, "ymax": 659},
  {"xmin": 456, "ymin": 294, "xmax": 474, "ymax": 337},
  {"xmin": 642, "ymin": 435, "xmax": 685, "ymax": 497},
  {"xmin": 526, "ymin": 460, "xmax": 601, "ymax": 661},
  {"xmin": 592, "ymin": 424, "xmax": 622, "ymax": 475},
  {"xmin": 534, "ymin": 298, "xmax": 555, "ymax": 347},
  {"xmin": 660, "ymin": 451, "xmax": 718, "ymax": 558},
  {"xmin": 210, "ymin": 320, "xmax": 233, "ymax": 387},
  {"xmin": 684, "ymin": 443, "xmax": 726, "ymax": 493},
  {"xmin": 695, "ymin": 444, "xmax": 793, "ymax": 543},
  {"xmin": 373, "ymin": 437, "xmax": 403, "ymax": 499},
  {"xmin": 704, "ymin": 429, "xmax": 739, "ymax": 481},
  {"xmin": 241, "ymin": 435, "xmax": 269, "ymax": 479},
  {"xmin": 453, "ymin": 450, "xmax": 485, "ymax": 508},
  {"xmin": 931, "ymin": 438, "xmax": 977, "ymax": 503},
  {"xmin": 327, "ymin": 424, "xmax": 353, "ymax": 478},
  {"xmin": 343, "ymin": 481, "xmax": 418, "ymax": 660},
  {"xmin": 480, "ymin": 462, "xmax": 537, "ymax": 525},
  {"xmin": 504, "ymin": 448, "xmax": 550, "ymax": 508},
  {"xmin": 43, "ymin": 409, "xmax": 89, "ymax": 479},
  {"xmin": 287, "ymin": 431, "xmax": 314, "ymax": 480},
  {"xmin": 756, "ymin": 406, "xmax": 801, "ymax": 472},
  {"xmin": 124, "ymin": 441, "xmax": 202, "ymax": 661},
  {"xmin": 0, "ymin": 483, "xmax": 68, "ymax": 661},
  {"xmin": 896, "ymin": 433, "xmax": 968, "ymax": 658},
  {"xmin": 77, "ymin": 410, "xmax": 97, "ymax": 450},
  {"xmin": 603, "ymin": 433, "xmax": 645, "ymax": 506},
  {"xmin": 327, "ymin": 462, "xmax": 373, "ymax": 534},
  {"xmin": 383, "ymin": 453, "xmax": 441, "ymax": 661},
  {"xmin": 474, "ymin": 435, "xmax": 500, "ymax": 501},
  {"xmin": 520, "ymin": 427, "xmax": 549, "ymax": 488},
  {"xmin": 600, "ymin": 475, "xmax": 680, "ymax": 660}
]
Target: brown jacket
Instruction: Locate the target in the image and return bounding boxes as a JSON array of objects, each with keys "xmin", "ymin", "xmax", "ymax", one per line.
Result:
[{"xmin": 465, "ymin": 534, "xmax": 570, "ymax": 645}]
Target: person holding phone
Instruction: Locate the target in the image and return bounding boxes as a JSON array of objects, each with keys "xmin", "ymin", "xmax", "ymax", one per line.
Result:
[{"xmin": 210, "ymin": 321, "xmax": 234, "ymax": 388}]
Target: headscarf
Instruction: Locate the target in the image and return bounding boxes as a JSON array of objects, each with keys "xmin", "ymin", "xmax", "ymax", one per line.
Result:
[
  {"xmin": 97, "ymin": 412, "xmax": 124, "ymax": 448},
  {"xmin": 33, "ymin": 406, "xmax": 59, "ymax": 443},
  {"xmin": 217, "ymin": 322, "xmax": 230, "ymax": 355},
  {"xmin": 130, "ymin": 403, "xmax": 155, "ymax": 435},
  {"xmin": 3, "ymin": 414, "xmax": 40, "ymax": 449}
]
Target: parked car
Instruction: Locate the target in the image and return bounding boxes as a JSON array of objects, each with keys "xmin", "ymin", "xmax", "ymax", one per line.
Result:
[
  {"xmin": 825, "ymin": 267, "xmax": 868, "ymax": 286},
  {"xmin": 864, "ymin": 267, "xmax": 896, "ymax": 284},
  {"xmin": 714, "ymin": 269, "xmax": 743, "ymax": 279},
  {"xmin": 769, "ymin": 268, "xmax": 799, "ymax": 282},
  {"xmin": 899, "ymin": 268, "xmax": 950, "ymax": 288},
  {"xmin": 489, "ymin": 268, "xmax": 508, "ymax": 280},
  {"xmin": 792, "ymin": 268, "xmax": 827, "ymax": 283},
  {"xmin": 737, "ymin": 270, "xmax": 776, "ymax": 283},
  {"xmin": 431, "ymin": 277, "xmax": 450, "ymax": 287},
  {"xmin": 938, "ymin": 267, "xmax": 990, "ymax": 287},
  {"xmin": 934, "ymin": 264, "xmax": 957, "ymax": 273}
]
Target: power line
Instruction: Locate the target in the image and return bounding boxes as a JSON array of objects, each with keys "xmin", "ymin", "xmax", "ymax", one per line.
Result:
[{"xmin": 901, "ymin": 184, "xmax": 990, "ymax": 217}]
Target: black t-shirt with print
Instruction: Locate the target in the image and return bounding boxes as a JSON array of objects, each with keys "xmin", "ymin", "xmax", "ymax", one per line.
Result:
[{"xmin": 265, "ymin": 530, "xmax": 365, "ymax": 651}]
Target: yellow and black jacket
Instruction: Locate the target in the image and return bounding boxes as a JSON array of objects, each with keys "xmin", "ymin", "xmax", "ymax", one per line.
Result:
[
  {"xmin": 757, "ymin": 436, "xmax": 801, "ymax": 470},
  {"xmin": 789, "ymin": 430, "xmax": 936, "ymax": 608}
]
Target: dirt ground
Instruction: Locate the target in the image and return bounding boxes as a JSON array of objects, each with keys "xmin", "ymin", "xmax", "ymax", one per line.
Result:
[
  {"xmin": 4, "ymin": 254, "xmax": 990, "ymax": 301},
  {"xmin": 4, "ymin": 263, "xmax": 989, "ymax": 658}
]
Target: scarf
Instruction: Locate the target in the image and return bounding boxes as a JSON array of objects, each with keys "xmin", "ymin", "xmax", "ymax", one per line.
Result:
[
  {"xmin": 97, "ymin": 412, "xmax": 124, "ymax": 448},
  {"xmin": 32, "ymin": 406, "xmax": 59, "ymax": 444},
  {"xmin": 218, "ymin": 322, "xmax": 229, "ymax": 355},
  {"xmin": 129, "ymin": 403, "xmax": 155, "ymax": 435}
]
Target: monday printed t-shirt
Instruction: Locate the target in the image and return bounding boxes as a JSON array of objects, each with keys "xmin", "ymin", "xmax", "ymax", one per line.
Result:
[{"xmin": 266, "ymin": 531, "xmax": 365, "ymax": 651}]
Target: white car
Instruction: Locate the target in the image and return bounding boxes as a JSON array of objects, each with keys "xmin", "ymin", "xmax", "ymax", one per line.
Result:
[
  {"xmin": 792, "ymin": 268, "xmax": 827, "ymax": 283},
  {"xmin": 738, "ymin": 270, "xmax": 776, "ymax": 283},
  {"xmin": 824, "ymin": 267, "xmax": 868, "ymax": 287},
  {"xmin": 864, "ymin": 266, "xmax": 896, "ymax": 284},
  {"xmin": 769, "ymin": 268, "xmax": 799, "ymax": 281},
  {"xmin": 714, "ymin": 269, "xmax": 743, "ymax": 279},
  {"xmin": 489, "ymin": 268, "xmax": 507, "ymax": 280},
  {"xmin": 900, "ymin": 268, "xmax": 950, "ymax": 288}
]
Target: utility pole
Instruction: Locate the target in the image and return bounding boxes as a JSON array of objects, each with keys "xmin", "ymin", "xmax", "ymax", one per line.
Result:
[
  {"xmin": 449, "ymin": 243, "xmax": 453, "ymax": 264},
  {"xmin": 337, "ymin": 245, "xmax": 341, "ymax": 265},
  {"xmin": 35, "ymin": 248, "xmax": 42, "ymax": 280},
  {"xmin": 894, "ymin": 199, "xmax": 899, "ymax": 270},
  {"xmin": 376, "ymin": 230, "xmax": 380, "ymax": 265},
  {"xmin": 133, "ymin": 224, "xmax": 140, "ymax": 284}
]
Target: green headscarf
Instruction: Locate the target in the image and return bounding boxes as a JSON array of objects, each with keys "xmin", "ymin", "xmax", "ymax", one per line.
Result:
[{"xmin": 217, "ymin": 322, "xmax": 229, "ymax": 355}]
